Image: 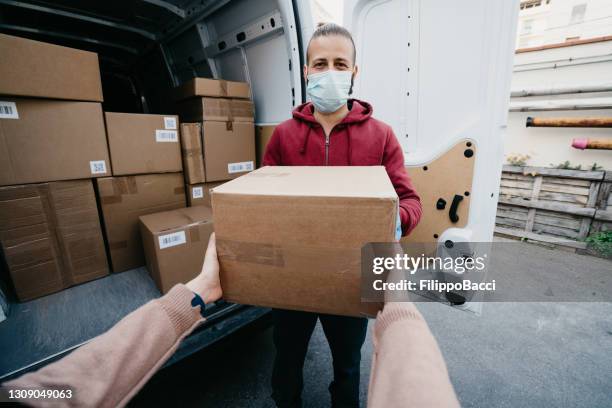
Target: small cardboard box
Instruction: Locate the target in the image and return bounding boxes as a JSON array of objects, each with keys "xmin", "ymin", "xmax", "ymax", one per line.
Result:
[
  {"xmin": 0, "ymin": 33, "xmax": 103, "ymax": 102},
  {"xmin": 176, "ymin": 78, "xmax": 251, "ymax": 100},
  {"xmin": 180, "ymin": 123, "xmax": 206, "ymax": 184},
  {"xmin": 178, "ymin": 97, "xmax": 254, "ymax": 122},
  {"xmin": 212, "ymin": 166, "xmax": 398, "ymax": 317},
  {"xmin": 0, "ymin": 180, "xmax": 109, "ymax": 301},
  {"xmin": 105, "ymin": 112, "xmax": 182, "ymax": 176},
  {"xmin": 187, "ymin": 181, "xmax": 226, "ymax": 207},
  {"xmin": 96, "ymin": 173, "xmax": 186, "ymax": 273},
  {"xmin": 203, "ymin": 121, "xmax": 255, "ymax": 182},
  {"xmin": 256, "ymin": 125, "xmax": 276, "ymax": 167},
  {"xmin": 0, "ymin": 98, "xmax": 111, "ymax": 186},
  {"xmin": 140, "ymin": 206, "xmax": 214, "ymax": 293}
]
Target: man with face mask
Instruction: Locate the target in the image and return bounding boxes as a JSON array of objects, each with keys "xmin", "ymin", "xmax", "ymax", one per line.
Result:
[{"xmin": 263, "ymin": 23, "xmax": 422, "ymax": 408}]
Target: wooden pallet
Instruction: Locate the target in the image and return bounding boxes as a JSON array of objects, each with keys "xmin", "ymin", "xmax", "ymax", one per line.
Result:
[{"xmin": 495, "ymin": 165, "xmax": 611, "ymax": 245}]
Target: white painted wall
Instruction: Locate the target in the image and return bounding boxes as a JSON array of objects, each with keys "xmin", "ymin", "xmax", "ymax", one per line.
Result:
[
  {"xmin": 517, "ymin": 0, "xmax": 612, "ymax": 49},
  {"xmin": 506, "ymin": 38, "xmax": 612, "ymax": 170}
]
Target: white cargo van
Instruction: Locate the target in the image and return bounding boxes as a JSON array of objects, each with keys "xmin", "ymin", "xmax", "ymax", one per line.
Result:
[{"xmin": 0, "ymin": 0, "xmax": 518, "ymax": 380}]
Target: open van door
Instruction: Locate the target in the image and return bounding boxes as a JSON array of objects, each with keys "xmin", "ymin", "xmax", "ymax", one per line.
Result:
[
  {"xmin": 345, "ymin": 0, "xmax": 519, "ymax": 243},
  {"xmin": 345, "ymin": 0, "xmax": 519, "ymax": 310}
]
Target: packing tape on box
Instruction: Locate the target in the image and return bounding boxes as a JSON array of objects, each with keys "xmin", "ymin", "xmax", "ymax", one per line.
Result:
[
  {"xmin": 182, "ymin": 147, "xmax": 201, "ymax": 156},
  {"xmin": 174, "ymin": 186, "xmax": 186, "ymax": 195},
  {"xmin": 226, "ymin": 121, "xmax": 233, "ymax": 131},
  {"xmin": 109, "ymin": 240, "xmax": 128, "ymax": 250},
  {"xmin": 100, "ymin": 195, "xmax": 122, "ymax": 205},
  {"xmin": 219, "ymin": 80, "xmax": 228, "ymax": 96},
  {"xmin": 216, "ymin": 239, "xmax": 285, "ymax": 267},
  {"xmin": 101, "ymin": 177, "xmax": 139, "ymax": 205},
  {"xmin": 190, "ymin": 228, "xmax": 200, "ymax": 243}
]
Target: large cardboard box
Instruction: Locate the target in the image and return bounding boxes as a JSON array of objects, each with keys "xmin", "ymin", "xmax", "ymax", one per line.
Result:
[
  {"xmin": 203, "ymin": 121, "xmax": 255, "ymax": 182},
  {"xmin": 96, "ymin": 173, "xmax": 186, "ymax": 272},
  {"xmin": 176, "ymin": 78, "xmax": 251, "ymax": 100},
  {"xmin": 178, "ymin": 97, "xmax": 254, "ymax": 122},
  {"xmin": 0, "ymin": 180, "xmax": 109, "ymax": 301},
  {"xmin": 187, "ymin": 181, "xmax": 226, "ymax": 207},
  {"xmin": 256, "ymin": 125, "xmax": 276, "ymax": 167},
  {"xmin": 105, "ymin": 112, "xmax": 182, "ymax": 176},
  {"xmin": 0, "ymin": 98, "xmax": 111, "ymax": 186},
  {"xmin": 0, "ymin": 34, "xmax": 103, "ymax": 102},
  {"xmin": 212, "ymin": 166, "xmax": 398, "ymax": 316},
  {"xmin": 180, "ymin": 123, "xmax": 206, "ymax": 184},
  {"xmin": 140, "ymin": 206, "xmax": 214, "ymax": 293}
]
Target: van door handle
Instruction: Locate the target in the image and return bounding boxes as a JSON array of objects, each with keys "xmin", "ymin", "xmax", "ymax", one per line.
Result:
[{"xmin": 449, "ymin": 194, "xmax": 464, "ymax": 223}]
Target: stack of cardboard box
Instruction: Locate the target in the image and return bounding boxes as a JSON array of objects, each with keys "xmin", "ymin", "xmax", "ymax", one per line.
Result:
[
  {"xmin": 96, "ymin": 113, "xmax": 186, "ymax": 273},
  {"xmin": 175, "ymin": 78, "xmax": 256, "ymax": 207},
  {"xmin": 135, "ymin": 78, "xmax": 259, "ymax": 294},
  {"xmin": 0, "ymin": 34, "xmax": 110, "ymax": 301},
  {"xmin": 0, "ymin": 34, "xmax": 266, "ymax": 301}
]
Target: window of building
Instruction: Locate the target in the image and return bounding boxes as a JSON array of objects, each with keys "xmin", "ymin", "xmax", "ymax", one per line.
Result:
[
  {"xmin": 520, "ymin": 0, "xmax": 545, "ymax": 10},
  {"xmin": 570, "ymin": 4, "xmax": 587, "ymax": 24}
]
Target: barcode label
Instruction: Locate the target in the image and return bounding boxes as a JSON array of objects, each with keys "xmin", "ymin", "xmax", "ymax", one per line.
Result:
[
  {"xmin": 89, "ymin": 160, "xmax": 107, "ymax": 174},
  {"xmin": 228, "ymin": 161, "xmax": 254, "ymax": 174},
  {"xmin": 192, "ymin": 186, "xmax": 204, "ymax": 199},
  {"xmin": 155, "ymin": 129, "xmax": 178, "ymax": 142},
  {"xmin": 164, "ymin": 116, "xmax": 177, "ymax": 130},
  {"xmin": 0, "ymin": 101, "xmax": 18, "ymax": 119},
  {"xmin": 158, "ymin": 230, "xmax": 186, "ymax": 249}
]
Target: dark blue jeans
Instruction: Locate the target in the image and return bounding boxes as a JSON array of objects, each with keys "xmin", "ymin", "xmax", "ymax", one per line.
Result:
[{"xmin": 271, "ymin": 309, "xmax": 368, "ymax": 408}]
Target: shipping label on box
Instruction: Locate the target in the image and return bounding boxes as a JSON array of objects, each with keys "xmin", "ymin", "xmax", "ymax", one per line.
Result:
[
  {"xmin": 0, "ymin": 98, "xmax": 111, "ymax": 186},
  {"xmin": 105, "ymin": 112, "xmax": 182, "ymax": 175},
  {"xmin": 158, "ymin": 230, "xmax": 186, "ymax": 249},
  {"xmin": 155, "ymin": 129, "xmax": 179, "ymax": 142},
  {"xmin": 187, "ymin": 181, "xmax": 225, "ymax": 207},
  {"xmin": 192, "ymin": 186, "xmax": 204, "ymax": 199},
  {"xmin": 203, "ymin": 121, "xmax": 255, "ymax": 182},
  {"xmin": 140, "ymin": 206, "xmax": 214, "ymax": 293},
  {"xmin": 0, "ymin": 101, "xmax": 19, "ymax": 119},
  {"xmin": 164, "ymin": 116, "xmax": 177, "ymax": 130}
]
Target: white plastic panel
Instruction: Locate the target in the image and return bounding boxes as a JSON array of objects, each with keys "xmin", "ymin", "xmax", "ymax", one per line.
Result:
[
  {"xmin": 245, "ymin": 32, "xmax": 295, "ymax": 123},
  {"xmin": 345, "ymin": 0, "xmax": 519, "ymax": 243},
  {"xmin": 167, "ymin": 0, "xmax": 304, "ymax": 124}
]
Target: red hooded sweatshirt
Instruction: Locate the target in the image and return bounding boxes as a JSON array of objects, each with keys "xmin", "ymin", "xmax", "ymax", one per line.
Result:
[{"xmin": 263, "ymin": 99, "xmax": 422, "ymax": 235}]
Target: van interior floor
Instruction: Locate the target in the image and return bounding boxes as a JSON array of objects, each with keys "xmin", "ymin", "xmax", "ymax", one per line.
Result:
[{"xmin": 0, "ymin": 268, "xmax": 268, "ymax": 381}]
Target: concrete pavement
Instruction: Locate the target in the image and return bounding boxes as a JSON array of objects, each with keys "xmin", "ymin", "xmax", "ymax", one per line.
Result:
[{"xmin": 132, "ymin": 241, "xmax": 612, "ymax": 407}]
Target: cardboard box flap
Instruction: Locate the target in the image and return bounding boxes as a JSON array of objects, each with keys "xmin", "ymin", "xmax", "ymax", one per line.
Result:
[
  {"xmin": 140, "ymin": 206, "xmax": 212, "ymax": 234},
  {"xmin": 213, "ymin": 166, "xmax": 398, "ymax": 198},
  {"xmin": 177, "ymin": 97, "xmax": 254, "ymax": 122},
  {"xmin": 176, "ymin": 78, "xmax": 251, "ymax": 100}
]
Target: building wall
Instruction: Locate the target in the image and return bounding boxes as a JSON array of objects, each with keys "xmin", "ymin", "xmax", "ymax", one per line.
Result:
[
  {"xmin": 516, "ymin": 0, "xmax": 612, "ymax": 48},
  {"xmin": 506, "ymin": 38, "xmax": 612, "ymax": 170}
]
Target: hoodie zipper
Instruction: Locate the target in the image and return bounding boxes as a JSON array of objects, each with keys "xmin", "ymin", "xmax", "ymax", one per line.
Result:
[{"xmin": 325, "ymin": 132, "xmax": 330, "ymax": 165}]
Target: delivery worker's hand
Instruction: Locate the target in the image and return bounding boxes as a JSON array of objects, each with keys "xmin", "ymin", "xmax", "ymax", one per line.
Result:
[{"xmin": 186, "ymin": 233, "xmax": 223, "ymax": 303}]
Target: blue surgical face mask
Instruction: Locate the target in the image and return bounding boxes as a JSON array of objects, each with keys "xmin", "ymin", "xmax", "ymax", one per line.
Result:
[{"xmin": 306, "ymin": 70, "xmax": 353, "ymax": 113}]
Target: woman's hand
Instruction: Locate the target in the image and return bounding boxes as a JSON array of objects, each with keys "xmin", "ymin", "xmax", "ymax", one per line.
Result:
[{"xmin": 186, "ymin": 233, "xmax": 223, "ymax": 303}]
